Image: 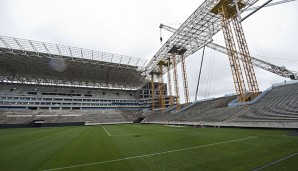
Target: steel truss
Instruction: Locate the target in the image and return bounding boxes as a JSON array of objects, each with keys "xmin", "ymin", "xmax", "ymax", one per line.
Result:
[
  {"xmin": 232, "ymin": 18, "xmax": 259, "ymax": 93},
  {"xmin": 219, "ymin": 4, "xmax": 247, "ymax": 101},
  {"xmin": 167, "ymin": 58, "xmax": 174, "ymax": 106},
  {"xmin": 211, "ymin": 0, "xmax": 261, "ymax": 101},
  {"xmin": 0, "ymin": 36, "xmax": 147, "ymax": 89},
  {"xmin": 160, "ymin": 24, "xmax": 297, "ymax": 80},
  {"xmin": 181, "ymin": 55, "xmax": 190, "ymax": 104},
  {"xmin": 145, "ymin": 0, "xmax": 258, "ymax": 76},
  {"xmin": 151, "ymin": 74, "xmax": 156, "ymax": 109},
  {"xmin": 172, "ymin": 54, "xmax": 181, "ymax": 111},
  {"xmin": 158, "ymin": 64, "xmax": 165, "ymax": 112}
]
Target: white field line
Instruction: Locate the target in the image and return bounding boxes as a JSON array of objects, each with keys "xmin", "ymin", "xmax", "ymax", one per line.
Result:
[
  {"xmin": 102, "ymin": 126, "xmax": 110, "ymax": 137},
  {"xmin": 42, "ymin": 136, "xmax": 257, "ymax": 171},
  {"xmin": 127, "ymin": 124, "xmax": 185, "ymax": 132},
  {"xmin": 110, "ymin": 129, "xmax": 186, "ymax": 137},
  {"xmin": 127, "ymin": 125, "xmax": 166, "ymax": 130},
  {"xmin": 127, "ymin": 125, "xmax": 174, "ymax": 132},
  {"xmin": 252, "ymin": 152, "xmax": 298, "ymax": 171},
  {"xmin": 166, "ymin": 125, "xmax": 186, "ymax": 127}
]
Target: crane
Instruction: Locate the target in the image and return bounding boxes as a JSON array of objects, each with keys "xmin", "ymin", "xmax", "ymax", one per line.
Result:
[
  {"xmin": 147, "ymin": 0, "xmax": 297, "ymax": 108},
  {"xmin": 160, "ymin": 23, "xmax": 297, "ymax": 80}
]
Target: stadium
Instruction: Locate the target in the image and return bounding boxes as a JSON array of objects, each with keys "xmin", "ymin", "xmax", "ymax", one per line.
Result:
[{"xmin": 0, "ymin": 0, "xmax": 298, "ymax": 170}]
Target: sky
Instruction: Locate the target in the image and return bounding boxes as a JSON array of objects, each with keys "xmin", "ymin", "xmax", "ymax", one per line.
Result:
[{"xmin": 0, "ymin": 0, "xmax": 297, "ymax": 102}]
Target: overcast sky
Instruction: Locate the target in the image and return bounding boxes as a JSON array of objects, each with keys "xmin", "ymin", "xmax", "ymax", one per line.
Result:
[{"xmin": 0, "ymin": 0, "xmax": 297, "ymax": 102}]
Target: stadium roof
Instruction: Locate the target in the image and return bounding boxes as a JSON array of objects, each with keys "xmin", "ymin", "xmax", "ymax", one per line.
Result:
[{"xmin": 0, "ymin": 36, "xmax": 148, "ymax": 89}]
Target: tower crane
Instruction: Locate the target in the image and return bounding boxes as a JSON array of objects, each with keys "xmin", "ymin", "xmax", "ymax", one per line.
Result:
[{"xmin": 160, "ymin": 23, "xmax": 297, "ymax": 80}]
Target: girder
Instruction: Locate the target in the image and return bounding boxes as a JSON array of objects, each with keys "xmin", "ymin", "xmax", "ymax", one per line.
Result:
[
  {"xmin": 181, "ymin": 55, "xmax": 190, "ymax": 104},
  {"xmin": 219, "ymin": 4, "xmax": 247, "ymax": 101},
  {"xmin": 167, "ymin": 58, "xmax": 174, "ymax": 106},
  {"xmin": 158, "ymin": 64, "xmax": 165, "ymax": 111},
  {"xmin": 151, "ymin": 74, "xmax": 155, "ymax": 109},
  {"xmin": 145, "ymin": 0, "xmax": 258, "ymax": 76},
  {"xmin": 212, "ymin": 0, "xmax": 261, "ymax": 102},
  {"xmin": 161, "ymin": 24, "xmax": 297, "ymax": 80},
  {"xmin": 232, "ymin": 18, "xmax": 259, "ymax": 93},
  {"xmin": 172, "ymin": 54, "xmax": 181, "ymax": 111}
]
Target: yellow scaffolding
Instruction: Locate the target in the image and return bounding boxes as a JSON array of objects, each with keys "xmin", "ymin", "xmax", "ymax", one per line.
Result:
[
  {"xmin": 167, "ymin": 58, "xmax": 174, "ymax": 106},
  {"xmin": 232, "ymin": 19, "xmax": 259, "ymax": 93},
  {"xmin": 172, "ymin": 54, "xmax": 181, "ymax": 110},
  {"xmin": 181, "ymin": 55, "xmax": 190, "ymax": 104},
  {"xmin": 211, "ymin": 0, "xmax": 260, "ymax": 102},
  {"xmin": 158, "ymin": 61, "xmax": 166, "ymax": 112},
  {"xmin": 151, "ymin": 74, "xmax": 155, "ymax": 110}
]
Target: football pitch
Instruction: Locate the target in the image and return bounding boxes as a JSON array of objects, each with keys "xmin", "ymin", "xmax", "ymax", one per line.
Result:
[{"xmin": 0, "ymin": 124, "xmax": 297, "ymax": 171}]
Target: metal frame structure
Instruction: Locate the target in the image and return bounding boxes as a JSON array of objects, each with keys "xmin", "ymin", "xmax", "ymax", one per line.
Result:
[
  {"xmin": 181, "ymin": 55, "xmax": 190, "ymax": 104},
  {"xmin": 144, "ymin": 0, "xmax": 259, "ymax": 76},
  {"xmin": 0, "ymin": 36, "xmax": 147, "ymax": 90},
  {"xmin": 158, "ymin": 63, "xmax": 165, "ymax": 112},
  {"xmin": 160, "ymin": 24, "xmax": 297, "ymax": 80},
  {"xmin": 144, "ymin": 0, "xmax": 263, "ymax": 104},
  {"xmin": 217, "ymin": 3, "xmax": 248, "ymax": 101},
  {"xmin": 151, "ymin": 74, "xmax": 156, "ymax": 109},
  {"xmin": 232, "ymin": 17, "xmax": 259, "ymax": 93},
  {"xmin": 167, "ymin": 58, "xmax": 174, "ymax": 106},
  {"xmin": 172, "ymin": 54, "xmax": 181, "ymax": 110},
  {"xmin": 152, "ymin": 0, "xmax": 297, "ymax": 102},
  {"xmin": 210, "ymin": 0, "xmax": 261, "ymax": 101}
]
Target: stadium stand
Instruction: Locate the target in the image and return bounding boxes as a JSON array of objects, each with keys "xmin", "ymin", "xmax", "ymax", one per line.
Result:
[
  {"xmin": 143, "ymin": 81, "xmax": 298, "ymax": 128},
  {"xmin": 1, "ymin": 36, "xmax": 297, "ymax": 129},
  {"xmin": 0, "ymin": 81, "xmax": 171, "ymax": 128},
  {"xmin": 144, "ymin": 96, "xmax": 237, "ymax": 122},
  {"xmin": 0, "ymin": 109, "xmax": 144, "ymax": 127},
  {"xmin": 0, "ymin": 83, "xmax": 148, "ymax": 110},
  {"xmin": 231, "ymin": 82, "xmax": 298, "ymax": 121}
]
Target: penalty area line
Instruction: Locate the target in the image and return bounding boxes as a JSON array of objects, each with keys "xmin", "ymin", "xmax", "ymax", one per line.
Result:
[
  {"xmin": 42, "ymin": 136, "xmax": 257, "ymax": 171},
  {"xmin": 102, "ymin": 126, "xmax": 110, "ymax": 137}
]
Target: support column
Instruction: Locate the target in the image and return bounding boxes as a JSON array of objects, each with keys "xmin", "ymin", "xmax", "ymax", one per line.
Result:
[
  {"xmin": 172, "ymin": 54, "xmax": 180, "ymax": 111},
  {"xmin": 151, "ymin": 74, "xmax": 155, "ymax": 110},
  {"xmin": 181, "ymin": 54, "xmax": 190, "ymax": 104},
  {"xmin": 232, "ymin": 18, "xmax": 259, "ymax": 93},
  {"xmin": 158, "ymin": 65, "xmax": 165, "ymax": 112},
  {"xmin": 210, "ymin": 0, "xmax": 260, "ymax": 102},
  {"xmin": 167, "ymin": 58, "xmax": 173, "ymax": 106},
  {"xmin": 219, "ymin": 5, "xmax": 246, "ymax": 102}
]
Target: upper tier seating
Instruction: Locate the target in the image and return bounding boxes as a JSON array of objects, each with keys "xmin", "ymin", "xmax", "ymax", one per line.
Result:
[{"xmin": 144, "ymin": 82, "xmax": 298, "ymax": 123}]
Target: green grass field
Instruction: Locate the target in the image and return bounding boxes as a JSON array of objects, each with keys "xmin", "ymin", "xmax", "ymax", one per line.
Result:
[{"xmin": 0, "ymin": 124, "xmax": 297, "ymax": 171}]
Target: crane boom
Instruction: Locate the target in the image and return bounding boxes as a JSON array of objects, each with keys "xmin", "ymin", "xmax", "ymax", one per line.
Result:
[{"xmin": 160, "ymin": 24, "xmax": 297, "ymax": 80}]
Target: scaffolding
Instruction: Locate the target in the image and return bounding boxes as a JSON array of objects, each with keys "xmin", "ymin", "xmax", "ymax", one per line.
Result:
[
  {"xmin": 172, "ymin": 54, "xmax": 181, "ymax": 111},
  {"xmin": 232, "ymin": 18, "xmax": 259, "ymax": 93},
  {"xmin": 151, "ymin": 74, "xmax": 155, "ymax": 109},
  {"xmin": 181, "ymin": 55, "xmax": 190, "ymax": 104},
  {"xmin": 158, "ymin": 63, "xmax": 165, "ymax": 112},
  {"xmin": 167, "ymin": 58, "xmax": 174, "ymax": 106},
  {"xmin": 211, "ymin": 0, "xmax": 260, "ymax": 102}
]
